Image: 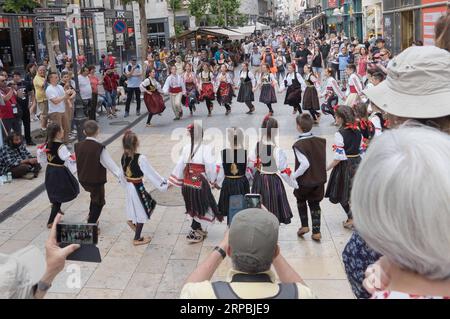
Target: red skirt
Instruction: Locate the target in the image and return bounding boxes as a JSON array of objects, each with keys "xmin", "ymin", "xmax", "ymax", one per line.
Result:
[
  {"xmin": 144, "ymin": 91, "xmax": 165, "ymax": 114},
  {"xmin": 199, "ymin": 83, "xmax": 215, "ymax": 101}
]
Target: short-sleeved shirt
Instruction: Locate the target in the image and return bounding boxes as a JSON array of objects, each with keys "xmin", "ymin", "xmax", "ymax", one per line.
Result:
[
  {"xmin": 78, "ymin": 75, "xmax": 92, "ymax": 100},
  {"xmin": 126, "ymin": 64, "xmax": 142, "ymax": 88},
  {"xmin": 33, "ymin": 75, "xmax": 47, "ymax": 103},
  {"xmin": 45, "ymin": 84, "xmax": 66, "ymax": 114},
  {"xmin": 180, "ymin": 269, "xmax": 316, "ymax": 299}
]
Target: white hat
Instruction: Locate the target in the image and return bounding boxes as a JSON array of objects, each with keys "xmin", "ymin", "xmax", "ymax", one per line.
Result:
[
  {"xmin": 364, "ymin": 46, "xmax": 450, "ymax": 119},
  {"xmin": 0, "ymin": 246, "xmax": 46, "ymax": 299}
]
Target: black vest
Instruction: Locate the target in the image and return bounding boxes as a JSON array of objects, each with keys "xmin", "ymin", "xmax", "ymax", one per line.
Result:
[
  {"xmin": 47, "ymin": 142, "xmax": 65, "ymax": 165},
  {"xmin": 122, "ymin": 153, "xmax": 144, "ymax": 178},
  {"xmin": 221, "ymin": 149, "xmax": 247, "ymax": 177},
  {"xmin": 339, "ymin": 128, "xmax": 362, "ymax": 156}
]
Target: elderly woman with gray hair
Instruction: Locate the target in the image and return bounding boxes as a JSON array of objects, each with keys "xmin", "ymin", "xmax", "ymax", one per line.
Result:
[
  {"xmin": 352, "ymin": 127, "xmax": 450, "ymax": 299},
  {"xmin": 342, "ymin": 45, "xmax": 450, "ymax": 298}
]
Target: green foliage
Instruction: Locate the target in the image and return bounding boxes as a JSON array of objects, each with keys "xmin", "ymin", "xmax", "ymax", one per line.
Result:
[
  {"xmin": 188, "ymin": 0, "xmax": 241, "ymax": 27},
  {"xmin": 174, "ymin": 23, "xmax": 184, "ymax": 36},
  {"xmin": 2, "ymin": 0, "xmax": 38, "ymax": 13},
  {"xmin": 168, "ymin": 0, "xmax": 182, "ymax": 11}
]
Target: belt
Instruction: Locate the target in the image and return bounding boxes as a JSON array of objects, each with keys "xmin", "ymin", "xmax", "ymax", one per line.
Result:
[
  {"xmin": 346, "ymin": 154, "xmax": 360, "ymax": 158},
  {"xmin": 257, "ymin": 168, "xmax": 277, "ymax": 175},
  {"xmin": 47, "ymin": 162, "xmax": 64, "ymax": 167},
  {"xmin": 126, "ymin": 177, "xmax": 143, "ymax": 184},
  {"xmin": 225, "ymin": 175, "xmax": 245, "ymax": 179}
]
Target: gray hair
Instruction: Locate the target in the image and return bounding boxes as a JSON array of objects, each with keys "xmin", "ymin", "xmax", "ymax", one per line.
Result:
[{"xmin": 352, "ymin": 126, "xmax": 450, "ymax": 280}]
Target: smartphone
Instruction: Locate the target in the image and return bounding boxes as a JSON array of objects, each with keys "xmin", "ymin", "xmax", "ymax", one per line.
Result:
[
  {"xmin": 228, "ymin": 195, "xmax": 245, "ymax": 226},
  {"xmin": 245, "ymin": 194, "xmax": 262, "ymax": 209},
  {"xmin": 57, "ymin": 223, "xmax": 98, "ymax": 245}
]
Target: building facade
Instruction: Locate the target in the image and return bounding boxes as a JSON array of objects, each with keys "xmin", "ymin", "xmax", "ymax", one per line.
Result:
[
  {"xmin": 322, "ymin": 0, "xmax": 363, "ymax": 39},
  {"xmin": 362, "ymin": 0, "xmax": 383, "ymax": 39}
]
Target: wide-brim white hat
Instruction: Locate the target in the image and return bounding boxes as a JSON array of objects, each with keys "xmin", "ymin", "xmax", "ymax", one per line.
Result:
[{"xmin": 364, "ymin": 46, "xmax": 450, "ymax": 119}]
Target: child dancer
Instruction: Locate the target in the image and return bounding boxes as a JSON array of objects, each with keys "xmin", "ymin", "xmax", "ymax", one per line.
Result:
[
  {"xmin": 45, "ymin": 123, "xmax": 79, "ymax": 228},
  {"xmin": 121, "ymin": 130, "xmax": 168, "ymax": 246},
  {"xmin": 303, "ymin": 64, "xmax": 321, "ymax": 123},
  {"xmin": 281, "ymin": 63, "xmax": 306, "ymax": 115},
  {"xmin": 235, "ymin": 62, "xmax": 256, "ymax": 114},
  {"xmin": 75, "ymin": 120, "xmax": 123, "ymax": 225},
  {"xmin": 325, "ymin": 105, "xmax": 362, "ymax": 229},
  {"xmin": 321, "ymin": 67, "xmax": 345, "ymax": 120},
  {"xmin": 256, "ymin": 64, "xmax": 278, "ymax": 115},
  {"xmin": 169, "ymin": 122, "xmax": 222, "ymax": 243},
  {"xmin": 216, "ymin": 127, "xmax": 251, "ymax": 219},
  {"xmin": 163, "ymin": 65, "xmax": 186, "ymax": 121},
  {"xmin": 249, "ymin": 116, "xmax": 298, "ymax": 224},
  {"xmin": 140, "ymin": 68, "xmax": 165, "ymax": 127},
  {"xmin": 345, "ymin": 63, "xmax": 363, "ymax": 107},
  {"xmin": 198, "ymin": 62, "xmax": 215, "ymax": 117},
  {"xmin": 354, "ymin": 103, "xmax": 374, "ymax": 155},
  {"xmin": 293, "ymin": 114, "xmax": 327, "ymax": 241},
  {"xmin": 215, "ymin": 64, "xmax": 234, "ymax": 115},
  {"xmin": 182, "ymin": 63, "xmax": 199, "ymax": 116}
]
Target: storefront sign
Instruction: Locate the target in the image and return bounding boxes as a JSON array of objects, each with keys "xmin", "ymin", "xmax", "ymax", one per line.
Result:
[{"xmin": 104, "ymin": 10, "xmax": 133, "ymax": 20}]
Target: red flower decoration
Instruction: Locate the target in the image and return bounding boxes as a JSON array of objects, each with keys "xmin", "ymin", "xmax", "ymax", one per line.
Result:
[
  {"xmin": 345, "ymin": 122, "xmax": 359, "ymax": 130},
  {"xmin": 281, "ymin": 168, "xmax": 292, "ymax": 176}
]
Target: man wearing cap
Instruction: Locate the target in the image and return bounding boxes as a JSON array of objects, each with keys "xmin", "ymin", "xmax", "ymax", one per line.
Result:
[
  {"xmin": 180, "ymin": 209, "xmax": 315, "ymax": 299},
  {"xmin": 0, "ymin": 214, "xmax": 79, "ymax": 299}
]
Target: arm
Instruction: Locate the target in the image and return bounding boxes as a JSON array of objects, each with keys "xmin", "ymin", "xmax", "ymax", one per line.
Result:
[
  {"xmin": 168, "ymin": 147, "xmax": 186, "ymax": 187},
  {"xmin": 100, "ymin": 148, "xmax": 122, "ymax": 180},
  {"xmin": 185, "ymin": 231, "xmax": 228, "ymax": 283},
  {"xmin": 162, "ymin": 76, "xmax": 170, "ymax": 95},
  {"xmin": 277, "ymin": 148, "xmax": 298, "ymax": 189},
  {"xmin": 57, "ymin": 145, "xmax": 72, "ymax": 162},
  {"xmin": 272, "ymin": 253, "xmax": 306, "ymax": 285},
  {"xmin": 331, "ymin": 78, "xmax": 345, "ymax": 100},
  {"xmin": 292, "ymin": 148, "xmax": 310, "ymax": 179},
  {"xmin": 327, "ymin": 132, "xmax": 346, "ymax": 171},
  {"xmin": 139, "ymin": 155, "xmax": 168, "ymax": 191},
  {"xmin": 353, "ymin": 75, "xmax": 364, "ymax": 95}
]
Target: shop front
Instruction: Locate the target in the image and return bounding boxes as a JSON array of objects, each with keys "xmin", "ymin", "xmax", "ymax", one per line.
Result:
[
  {"xmin": 148, "ymin": 18, "xmax": 170, "ymax": 49},
  {"xmin": 422, "ymin": 0, "xmax": 449, "ymax": 46},
  {"xmin": 362, "ymin": 0, "xmax": 383, "ymax": 39}
]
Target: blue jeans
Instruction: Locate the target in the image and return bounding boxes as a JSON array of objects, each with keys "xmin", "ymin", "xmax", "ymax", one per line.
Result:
[{"xmin": 105, "ymin": 91, "xmax": 117, "ymax": 109}]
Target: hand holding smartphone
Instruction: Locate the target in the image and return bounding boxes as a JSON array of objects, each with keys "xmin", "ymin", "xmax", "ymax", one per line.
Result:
[{"xmin": 56, "ymin": 223, "xmax": 101, "ymax": 263}]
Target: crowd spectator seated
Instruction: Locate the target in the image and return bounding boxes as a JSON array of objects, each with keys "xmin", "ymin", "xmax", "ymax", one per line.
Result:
[{"xmin": 0, "ymin": 132, "xmax": 41, "ymax": 179}]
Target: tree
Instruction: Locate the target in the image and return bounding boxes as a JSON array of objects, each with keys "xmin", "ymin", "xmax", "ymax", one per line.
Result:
[
  {"xmin": 2, "ymin": 0, "xmax": 37, "ymax": 13},
  {"xmin": 122, "ymin": 0, "xmax": 148, "ymax": 61},
  {"xmin": 189, "ymin": 0, "xmax": 242, "ymax": 27},
  {"xmin": 187, "ymin": 0, "xmax": 209, "ymax": 26},
  {"xmin": 167, "ymin": 0, "xmax": 182, "ymax": 44}
]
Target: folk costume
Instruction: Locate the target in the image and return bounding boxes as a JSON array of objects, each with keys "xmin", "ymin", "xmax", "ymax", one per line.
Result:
[
  {"xmin": 345, "ymin": 73, "xmax": 363, "ymax": 107},
  {"xmin": 75, "ymin": 137, "xmax": 122, "ymax": 224},
  {"xmin": 140, "ymin": 76, "xmax": 165, "ymax": 126},
  {"xmin": 321, "ymin": 76, "xmax": 345, "ymax": 118},
  {"xmin": 45, "ymin": 140, "xmax": 80, "ymax": 227},
  {"xmin": 258, "ymin": 72, "xmax": 277, "ymax": 113},
  {"xmin": 198, "ymin": 70, "xmax": 215, "ymax": 116},
  {"xmin": 325, "ymin": 124, "xmax": 363, "ymax": 222},
  {"xmin": 216, "ymin": 148, "xmax": 251, "ymax": 219},
  {"xmin": 292, "ymin": 132, "xmax": 327, "ymax": 240},
  {"xmin": 215, "ymin": 72, "xmax": 234, "ymax": 114},
  {"xmin": 303, "ymin": 72, "xmax": 321, "ymax": 122},
  {"xmin": 182, "ymin": 71, "xmax": 199, "ymax": 115},
  {"xmin": 169, "ymin": 141, "xmax": 222, "ymax": 242},
  {"xmin": 163, "ymin": 74, "xmax": 186, "ymax": 120},
  {"xmin": 236, "ymin": 70, "xmax": 256, "ymax": 113},
  {"xmin": 282, "ymin": 71, "xmax": 306, "ymax": 114},
  {"xmin": 249, "ymin": 141, "xmax": 298, "ymax": 225},
  {"xmin": 121, "ymin": 153, "xmax": 168, "ymax": 242}
]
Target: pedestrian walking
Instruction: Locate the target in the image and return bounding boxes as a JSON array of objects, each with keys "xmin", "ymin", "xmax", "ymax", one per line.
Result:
[{"xmin": 124, "ymin": 57, "xmax": 143, "ymax": 117}]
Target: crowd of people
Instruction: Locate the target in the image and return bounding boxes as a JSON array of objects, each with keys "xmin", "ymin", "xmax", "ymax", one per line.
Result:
[{"xmin": 0, "ymin": 13, "xmax": 449, "ymax": 300}]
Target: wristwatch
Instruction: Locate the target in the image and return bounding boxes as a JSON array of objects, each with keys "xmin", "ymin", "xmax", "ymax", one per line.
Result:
[
  {"xmin": 214, "ymin": 246, "xmax": 226, "ymax": 260},
  {"xmin": 37, "ymin": 280, "xmax": 52, "ymax": 292}
]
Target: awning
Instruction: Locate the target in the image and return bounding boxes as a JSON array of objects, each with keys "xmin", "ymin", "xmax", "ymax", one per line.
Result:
[
  {"xmin": 255, "ymin": 22, "xmax": 270, "ymax": 31},
  {"xmin": 231, "ymin": 25, "xmax": 256, "ymax": 36},
  {"xmin": 200, "ymin": 27, "xmax": 245, "ymax": 40},
  {"xmin": 298, "ymin": 12, "xmax": 326, "ymax": 28}
]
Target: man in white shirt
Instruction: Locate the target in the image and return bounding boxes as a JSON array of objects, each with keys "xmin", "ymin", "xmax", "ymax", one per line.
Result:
[
  {"xmin": 124, "ymin": 57, "xmax": 143, "ymax": 117},
  {"xmin": 45, "ymin": 72, "xmax": 74, "ymax": 143},
  {"xmin": 78, "ymin": 66, "xmax": 93, "ymax": 119}
]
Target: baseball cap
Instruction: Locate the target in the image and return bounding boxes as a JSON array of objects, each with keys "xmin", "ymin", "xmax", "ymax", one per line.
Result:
[
  {"xmin": 364, "ymin": 46, "xmax": 450, "ymax": 119},
  {"xmin": 229, "ymin": 209, "xmax": 279, "ymax": 273},
  {"xmin": 0, "ymin": 245, "xmax": 46, "ymax": 299}
]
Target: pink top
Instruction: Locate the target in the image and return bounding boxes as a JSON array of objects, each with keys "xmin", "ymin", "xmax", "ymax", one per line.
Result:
[
  {"xmin": 372, "ymin": 291, "xmax": 450, "ymax": 299},
  {"xmin": 89, "ymin": 74, "xmax": 99, "ymax": 94},
  {"xmin": 358, "ymin": 55, "xmax": 368, "ymax": 77}
]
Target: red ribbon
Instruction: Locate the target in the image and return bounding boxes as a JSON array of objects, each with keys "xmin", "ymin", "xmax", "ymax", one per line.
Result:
[
  {"xmin": 216, "ymin": 164, "xmax": 220, "ymax": 174},
  {"xmin": 281, "ymin": 167, "xmax": 292, "ymax": 177},
  {"xmin": 187, "ymin": 124, "xmax": 194, "ymax": 131},
  {"xmin": 345, "ymin": 122, "xmax": 359, "ymax": 130}
]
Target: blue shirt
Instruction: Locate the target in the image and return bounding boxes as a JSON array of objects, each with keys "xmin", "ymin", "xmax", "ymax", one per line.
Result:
[
  {"xmin": 214, "ymin": 50, "xmax": 229, "ymax": 62},
  {"xmin": 126, "ymin": 63, "xmax": 142, "ymax": 88},
  {"xmin": 338, "ymin": 53, "xmax": 349, "ymax": 71}
]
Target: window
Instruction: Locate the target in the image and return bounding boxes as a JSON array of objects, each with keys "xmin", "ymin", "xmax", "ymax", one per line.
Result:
[{"xmin": 148, "ymin": 22, "xmax": 165, "ymax": 34}]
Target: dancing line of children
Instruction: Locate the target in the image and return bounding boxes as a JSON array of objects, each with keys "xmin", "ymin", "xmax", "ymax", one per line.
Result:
[
  {"xmin": 140, "ymin": 60, "xmax": 369, "ymax": 126},
  {"xmin": 43, "ymin": 98, "xmax": 387, "ymax": 246}
]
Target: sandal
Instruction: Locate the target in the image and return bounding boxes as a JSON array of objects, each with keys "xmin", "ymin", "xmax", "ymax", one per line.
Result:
[
  {"xmin": 133, "ymin": 236, "xmax": 151, "ymax": 246},
  {"xmin": 297, "ymin": 227, "xmax": 310, "ymax": 237},
  {"xmin": 196, "ymin": 228, "xmax": 208, "ymax": 237},
  {"xmin": 186, "ymin": 230, "xmax": 204, "ymax": 243}
]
